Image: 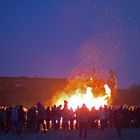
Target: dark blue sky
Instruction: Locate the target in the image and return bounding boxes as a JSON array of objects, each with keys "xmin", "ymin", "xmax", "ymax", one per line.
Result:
[{"xmin": 0, "ymin": 0, "xmax": 140, "ymax": 88}]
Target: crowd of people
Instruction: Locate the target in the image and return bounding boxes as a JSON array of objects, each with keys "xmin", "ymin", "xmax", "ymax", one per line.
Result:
[{"xmin": 0, "ymin": 101, "xmax": 140, "ymax": 139}]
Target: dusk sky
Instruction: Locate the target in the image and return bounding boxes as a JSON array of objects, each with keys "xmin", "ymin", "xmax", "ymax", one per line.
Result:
[{"xmin": 0, "ymin": 0, "xmax": 140, "ymax": 88}]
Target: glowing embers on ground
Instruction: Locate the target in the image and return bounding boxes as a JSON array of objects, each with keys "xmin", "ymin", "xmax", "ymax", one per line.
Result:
[{"xmin": 56, "ymin": 84, "xmax": 111, "ymax": 111}]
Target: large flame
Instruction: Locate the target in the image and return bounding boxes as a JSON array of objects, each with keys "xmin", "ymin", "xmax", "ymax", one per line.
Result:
[{"xmin": 55, "ymin": 84, "xmax": 111, "ymax": 110}]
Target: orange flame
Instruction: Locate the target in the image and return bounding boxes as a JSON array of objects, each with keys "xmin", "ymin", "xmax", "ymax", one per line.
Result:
[{"xmin": 55, "ymin": 84, "xmax": 111, "ymax": 110}]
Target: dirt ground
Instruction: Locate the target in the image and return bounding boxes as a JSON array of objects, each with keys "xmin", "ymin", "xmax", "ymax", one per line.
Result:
[{"xmin": 0, "ymin": 128, "xmax": 140, "ymax": 140}]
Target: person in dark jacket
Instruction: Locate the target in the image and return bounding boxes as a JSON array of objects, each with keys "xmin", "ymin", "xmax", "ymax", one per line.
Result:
[
  {"xmin": 46, "ymin": 106, "xmax": 51, "ymax": 130},
  {"xmin": 36, "ymin": 103, "xmax": 46, "ymax": 132},
  {"xmin": 5, "ymin": 107, "xmax": 12, "ymax": 133},
  {"xmin": 114, "ymin": 108, "xmax": 123, "ymax": 137},
  {"xmin": 17, "ymin": 105, "xmax": 25, "ymax": 135},
  {"xmin": 79, "ymin": 104, "xmax": 89, "ymax": 139},
  {"xmin": 27, "ymin": 107, "xmax": 37, "ymax": 133}
]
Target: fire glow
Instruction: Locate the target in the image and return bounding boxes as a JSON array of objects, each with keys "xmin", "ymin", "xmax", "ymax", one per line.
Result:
[{"xmin": 55, "ymin": 84, "xmax": 111, "ymax": 110}]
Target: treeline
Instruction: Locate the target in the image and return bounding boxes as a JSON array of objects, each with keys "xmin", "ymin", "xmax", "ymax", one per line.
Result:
[
  {"xmin": 114, "ymin": 84, "xmax": 140, "ymax": 106},
  {"xmin": 0, "ymin": 77, "xmax": 67, "ymax": 107},
  {"xmin": 0, "ymin": 77, "xmax": 140, "ymax": 107}
]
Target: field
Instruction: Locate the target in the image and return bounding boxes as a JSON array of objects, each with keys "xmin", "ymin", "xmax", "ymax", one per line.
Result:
[{"xmin": 0, "ymin": 128, "xmax": 140, "ymax": 140}]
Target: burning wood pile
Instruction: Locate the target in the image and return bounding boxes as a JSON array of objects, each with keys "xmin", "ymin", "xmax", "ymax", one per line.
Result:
[{"xmin": 48, "ymin": 69, "xmax": 118, "ymax": 110}]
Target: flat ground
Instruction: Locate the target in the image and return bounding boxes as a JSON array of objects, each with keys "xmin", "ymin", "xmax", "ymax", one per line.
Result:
[{"xmin": 0, "ymin": 128, "xmax": 140, "ymax": 140}]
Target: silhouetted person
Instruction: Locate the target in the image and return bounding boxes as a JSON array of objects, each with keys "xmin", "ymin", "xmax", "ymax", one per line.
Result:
[
  {"xmin": 46, "ymin": 106, "xmax": 51, "ymax": 130},
  {"xmin": 17, "ymin": 105, "xmax": 25, "ymax": 135},
  {"xmin": 11, "ymin": 106, "xmax": 18, "ymax": 135},
  {"xmin": 0, "ymin": 108, "xmax": 5, "ymax": 132},
  {"xmin": 75, "ymin": 106, "xmax": 80, "ymax": 129},
  {"xmin": 64, "ymin": 100, "xmax": 68, "ymax": 108},
  {"xmin": 99, "ymin": 107, "xmax": 106, "ymax": 131},
  {"xmin": 62, "ymin": 103, "xmax": 69, "ymax": 130},
  {"xmin": 36, "ymin": 103, "xmax": 46, "ymax": 133},
  {"xmin": 5, "ymin": 107, "xmax": 12, "ymax": 133},
  {"xmin": 79, "ymin": 104, "xmax": 89, "ymax": 139},
  {"xmin": 89, "ymin": 107, "xmax": 98, "ymax": 129},
  {"xmin": 56, "ymin": 105, "xmax": 62, "ymax": 130},
  {"xmin": 51, "ymin": 105, "xmax": 57, "ymax": 130},
  {"xmin": 114, "ymin": 108, "xmax": 123, "ymax": 137},
  {"xmin": 69, "ymin": 107, "xmax": 75, "ymax": 130},
  {"xmin": 27, "ymin": 107, "xmax": 37, "ymax": 133}
]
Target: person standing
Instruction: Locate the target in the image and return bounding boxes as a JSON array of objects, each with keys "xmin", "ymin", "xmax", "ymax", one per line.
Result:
[
  {"xmin": 114, "ymin": 108, "xmax": 123, "ymax": 137},
  {"xmin": 79, "ymin": 104, "xmax": 89, "ymax": 139},
  {"xmin": 46, "ymin": 106, "xmax": 51, "ymax": 130},
  {"xmin": 99, "ymin": 107, "xmax": 106, "ymax": 131},
  {"xmin": 36, "ymin": 103, "xmax": 46, "ymax": 133}
]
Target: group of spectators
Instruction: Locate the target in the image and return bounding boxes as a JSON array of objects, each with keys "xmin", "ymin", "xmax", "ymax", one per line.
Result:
[{"xmin": 0, "ymin": 101, "xmax": 140, "ymax": 138}]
